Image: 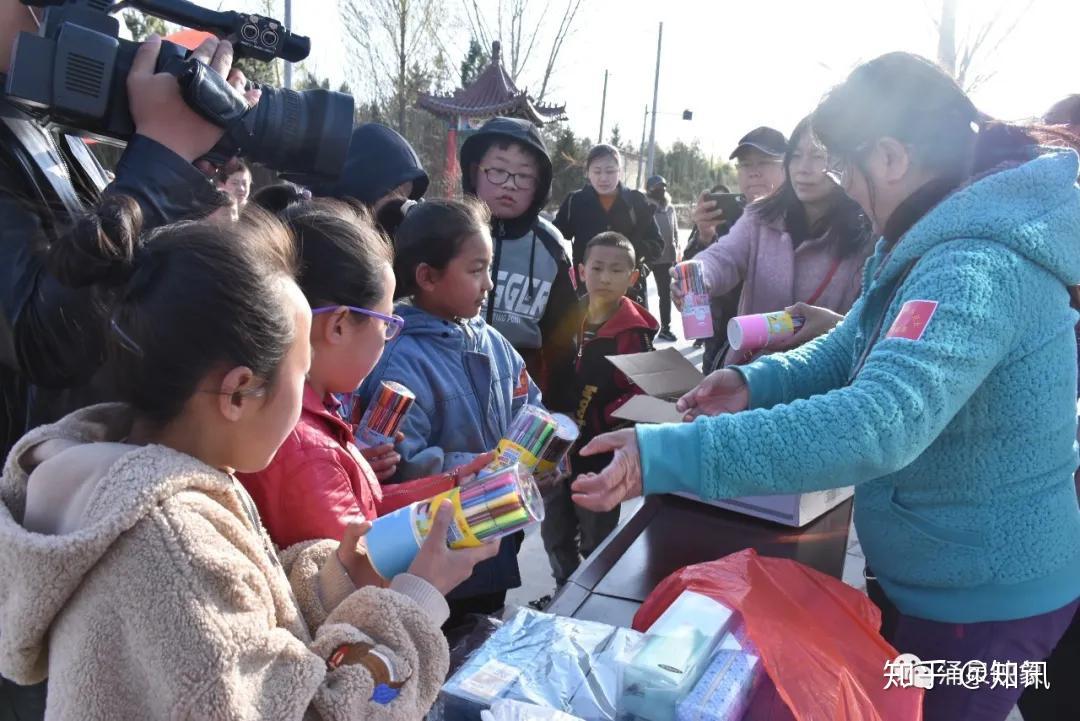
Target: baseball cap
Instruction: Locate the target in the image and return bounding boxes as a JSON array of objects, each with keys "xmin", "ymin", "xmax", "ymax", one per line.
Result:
[
  {"xmin": 729, "ymin": 127, "xmax": 788, "ymax": 160},
  {"xmin": 646, "ymin": 174, "xmax": 667, "ymax": 190}
]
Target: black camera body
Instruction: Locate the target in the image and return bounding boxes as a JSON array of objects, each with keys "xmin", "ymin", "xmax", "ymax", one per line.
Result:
[{"xmin": 4, "ymin": 0, "xmax": 354, "ymax": 181}]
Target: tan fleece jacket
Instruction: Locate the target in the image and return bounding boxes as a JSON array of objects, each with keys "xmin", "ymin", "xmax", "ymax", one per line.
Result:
[{"xmin": 0, "ymin": 404, "xmax": 451, "ymax": 721}]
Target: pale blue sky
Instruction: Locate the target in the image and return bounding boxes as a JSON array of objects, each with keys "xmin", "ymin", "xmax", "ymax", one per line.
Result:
[{"xmin": 198, "ymin": 0, "xmax": 1079, "ymax": 158}]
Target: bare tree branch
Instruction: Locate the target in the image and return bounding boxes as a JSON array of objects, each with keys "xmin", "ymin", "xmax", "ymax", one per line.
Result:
[
  {"xmin": 509, "ymin": 0, "xmax": 525, "ymax": 79},
  {"xmin": 537, "ymin": 0, "xmax": 583, "ymax": 103},
  {"xmin": 932, "ymin": 0, "xmax": 1038, "ymax": 93},
  {"xmin": 516, "ymin": 0, "xmax": 551, "ymax": 81},
  {"xmin": 338, "ymin": 0, "xmax": 440, "ymax": 133},
  {"xmin": 463, "ymin": 0, "xmax": 493, "ymax": 48}
]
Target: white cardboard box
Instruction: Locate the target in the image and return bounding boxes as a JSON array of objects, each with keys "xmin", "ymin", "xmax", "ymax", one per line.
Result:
[
  {"xmin": 675, "ymin": 487, "xmax": 854, "ymax": 527},
  {"xmin": 607, "ymin": 348, "xmax": 854, "ymax": 527}
]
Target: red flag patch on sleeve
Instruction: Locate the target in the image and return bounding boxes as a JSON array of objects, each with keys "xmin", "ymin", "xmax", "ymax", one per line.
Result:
[
  {"xmin": 513, "ymin": 366, "xmax": 530, "ymax": 399},
  {"xmin": 886, "ymin": 300, "xmax": 939, "ymax": 341}
]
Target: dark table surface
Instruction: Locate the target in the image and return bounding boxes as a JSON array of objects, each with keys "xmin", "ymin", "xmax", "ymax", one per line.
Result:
[{"xmin": 546, "ymin": 493, "xmax": 854, "ymax": 627}]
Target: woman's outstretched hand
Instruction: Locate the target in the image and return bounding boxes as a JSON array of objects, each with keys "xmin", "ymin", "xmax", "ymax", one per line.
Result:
[
  {"xmin": 570, "ymin": 429, "xmax": 643, "ymax": 512},
  {"xmin": 675, "ymin": 369, "xmax": 750, "ymax": 421}
]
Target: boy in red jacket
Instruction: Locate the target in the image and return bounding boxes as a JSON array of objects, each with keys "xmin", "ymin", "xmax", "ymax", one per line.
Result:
[{"xmin": 541, "ymin": 232, "xmax": 659, "ymax": 588}]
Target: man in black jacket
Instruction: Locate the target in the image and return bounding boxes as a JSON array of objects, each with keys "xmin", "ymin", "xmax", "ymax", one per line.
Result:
[
  {"xmin": 2, "ymin": 6, "xmax": 253, "ymax": 712},
  {"xmin": 461, "ymin": 117, "xmax": 578, "ymax": 410},
  {"xmin": 0, "ymin": 11, "xmax": 252, "ymax": 453}
]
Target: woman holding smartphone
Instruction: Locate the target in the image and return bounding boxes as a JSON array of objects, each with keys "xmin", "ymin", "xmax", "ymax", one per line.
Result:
[{"xmin": 673, "ymin": 116, "xmax": 872, "ymax": 369}]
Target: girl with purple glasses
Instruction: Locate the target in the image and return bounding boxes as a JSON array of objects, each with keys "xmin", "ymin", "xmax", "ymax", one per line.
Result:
[{"xmin": 238, "ymin": 201, "xmax": 406, "ymax": 548}]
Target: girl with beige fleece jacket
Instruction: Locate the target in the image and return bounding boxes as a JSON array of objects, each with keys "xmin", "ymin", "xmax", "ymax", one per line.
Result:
[{"xmin": 0, "ymin": 200, "xmax": 497, "ymax": 720}]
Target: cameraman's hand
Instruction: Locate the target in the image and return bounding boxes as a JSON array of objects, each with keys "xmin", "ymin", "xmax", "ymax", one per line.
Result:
[{"xmin": 128, "ymin": 35, "xmax": 261, "ymax": 164}]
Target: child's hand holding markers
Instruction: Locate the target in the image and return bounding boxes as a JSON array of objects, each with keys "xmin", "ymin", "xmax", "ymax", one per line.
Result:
[
  {"xmin": 408, "ymin": 501, "xmax": 501, "ymax": 594},
  {"xmin": 360, "ymin": 432, "xmax": 404, "ymax": 482}
]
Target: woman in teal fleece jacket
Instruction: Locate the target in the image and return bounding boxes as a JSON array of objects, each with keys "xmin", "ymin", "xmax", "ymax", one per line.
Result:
[{"xmin": 572, "ymin": 53, "xmax": 1080, "ymax": 721}]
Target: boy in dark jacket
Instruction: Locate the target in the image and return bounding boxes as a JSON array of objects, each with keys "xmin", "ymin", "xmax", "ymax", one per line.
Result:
[
  {"xmin": 461, "ymin": 117, "xmax": 578, "ymax": 409},
  {"xmin": 541, "ymin": 232, "xmax": 659, "ymax": 587}
]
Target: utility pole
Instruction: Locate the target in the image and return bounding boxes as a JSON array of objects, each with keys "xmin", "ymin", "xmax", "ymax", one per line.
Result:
[
  {"xmin": 646, "ymin": 22, "xmax": 662, "ymax": 177},
  {"xmin": 283, "ymin": 0, "xmax": 293, "ymax": 89},
  {"xmin": 637, "ymin": 104, "xmax": 648, "ymax": 188},
  {"xmin": 598, "ymin": 69, "xmax": 609, "ymax": 143}
]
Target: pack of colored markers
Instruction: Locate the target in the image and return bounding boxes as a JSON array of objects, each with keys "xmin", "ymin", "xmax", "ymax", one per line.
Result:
[
  {"xmin": 365, "ymin": 463, "xmax": 546, "ymax": 579},
  {"xmin": 487, "ymin": 405, "xmax": 578, "ymax": 490},
  {"xmin": 357, "ymin": 380, "xmax": 416, "ymax": 448},
  {"xmin": 676, "ymin": 260, "xmax": 714, "ymax": 340}
]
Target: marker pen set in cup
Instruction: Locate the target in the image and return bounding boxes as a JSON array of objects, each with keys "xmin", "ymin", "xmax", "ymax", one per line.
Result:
[
  {"xmin": 365, "ymin": 463, "xmax": 545, "ymax": 579},
  {"xmin": 487, "ymin": 405, "xmax": 578, "ymax": 489},
  {"xmin": 356, "ymin": 380, "xmax": 415, "ymax": 448},
  {"xmin": 727, "ymin": 311, "xmax": 806, "ymax": 353},
  {"xmin": 364, "ymin": 405, "xmax": 576, "ymax": 579},
  {"xmin": 533, "ymin": 413, "xmax": 580, "ymax": 488},
  {"xmin": 675, "ymin": 261, "xmax": 713, "ymax": 340}
]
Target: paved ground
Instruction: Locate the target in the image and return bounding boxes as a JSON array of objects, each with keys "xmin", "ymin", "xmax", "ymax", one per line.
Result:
[{"xmin": 503, "ymin": 260, "xmax": 1024, "ymax": 720}]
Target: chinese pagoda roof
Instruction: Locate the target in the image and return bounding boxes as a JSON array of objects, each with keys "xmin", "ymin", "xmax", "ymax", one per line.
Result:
[{"xmin": 418, "ymin": 41, "xmax": 566, "ymax": 125}]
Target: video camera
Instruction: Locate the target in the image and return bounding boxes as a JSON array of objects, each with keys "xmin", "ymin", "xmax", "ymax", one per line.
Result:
[{"xmin": 4, "ymin": 0, "xmax": 354, "ymax": 181}]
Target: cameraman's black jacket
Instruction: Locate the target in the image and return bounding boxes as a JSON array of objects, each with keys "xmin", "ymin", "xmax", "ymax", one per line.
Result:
[{"xmin": 0, "ymin": 97, "xmax": 221, "ymax": 457}]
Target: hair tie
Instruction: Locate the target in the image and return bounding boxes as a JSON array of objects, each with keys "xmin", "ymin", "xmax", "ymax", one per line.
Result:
[{"xmin": 400, "ymin": 199, "xmax": 419, "ymax": 216}]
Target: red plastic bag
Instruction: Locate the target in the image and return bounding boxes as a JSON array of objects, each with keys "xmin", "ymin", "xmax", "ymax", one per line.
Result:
[{"xmin": 632, "ymin": 549, "xmax": 923, "ymax": 721}]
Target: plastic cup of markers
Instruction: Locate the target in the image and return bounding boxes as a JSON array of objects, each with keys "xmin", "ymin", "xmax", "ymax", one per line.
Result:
[
  {"xmin": 365, "ymin": 464, "xmax": 544, "ymax": 580},
  {"xmin": 356, "ymin": 380, "xmax": 415, "ymax": 449},
  {"xmin": 677, "ymin": 261, "xmax": 714, "ymax": 340},
  {"xmin": 727, "ymin": 311, "xmax": 804, "ymax": 352},
  {"xmin": 533, "ymin": 413, "xmax": 580, "ymax": 491},
  {"xmin": 486, "ymin": 405, "xmax": 559, "ymax": 474}
]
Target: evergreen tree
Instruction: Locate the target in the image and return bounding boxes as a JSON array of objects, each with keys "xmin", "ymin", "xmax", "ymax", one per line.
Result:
[{"xmin": 460, "ymin": 39, "xmax": 489, "ymax": 88}]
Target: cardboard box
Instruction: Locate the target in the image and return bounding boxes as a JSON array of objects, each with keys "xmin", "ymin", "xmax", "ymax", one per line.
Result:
[
  {"xmin": 676, "ymin": 487, "xmax": 854, "ymax": 528},
  {"xmin": 608, "ymin": 348, "xmax": 703, "ymax": 425},
  {"xmin": 607, "ymin": 348, "xmax": 853, "ymax": 527}
]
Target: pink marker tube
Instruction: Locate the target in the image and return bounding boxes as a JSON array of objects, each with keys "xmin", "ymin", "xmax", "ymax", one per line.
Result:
[
  {"xmin": 727, "ymin": 311, "xmax": 806, "ymax": 352},
  {"xmin": 677, "ymin": 260, "xmax": 714, "ymax": 340}
]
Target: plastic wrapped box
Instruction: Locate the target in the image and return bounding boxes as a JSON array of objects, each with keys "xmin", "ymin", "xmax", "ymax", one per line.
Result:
[
  {"xmin": 675, "ymin": 649, "xmax": 762, "ymax": 721},
  {"xmin": 431, "ymin": 608, "xmax": 636, "ymax": 721},
  {"xmin": 618, "ymin": 591, "xmax": 739, "ymax": 721}
]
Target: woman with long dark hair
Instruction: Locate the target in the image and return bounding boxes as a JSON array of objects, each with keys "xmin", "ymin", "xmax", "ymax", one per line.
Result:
[
  {"xmin": 572, "ymin": 52, "xmax": 1080, "ymax": 721},
  {"xmin": 673, "ymin": 116, "xmax": 872, "ymax": 369}
]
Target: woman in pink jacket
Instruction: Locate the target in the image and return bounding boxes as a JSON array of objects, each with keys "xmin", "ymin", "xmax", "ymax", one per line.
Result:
[{"xmin": 675, "ymin": 116, "xmax": 872, "ymax": 368}]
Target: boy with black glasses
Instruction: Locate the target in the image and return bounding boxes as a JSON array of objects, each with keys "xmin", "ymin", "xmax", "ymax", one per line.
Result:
[{"xmin": 461, "ymin": 117, "xmax": 579, "ymax": 410}]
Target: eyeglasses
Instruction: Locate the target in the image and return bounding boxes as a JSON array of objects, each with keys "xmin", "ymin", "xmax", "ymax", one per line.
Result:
[
  {"xmin": 480, "ymin": 166, "xmax": 537, "ymax": 190},
  {"xmin": 312, "ymin": 306, "xmax": 405, "ymax": 341},
  {"xmin": 824, "ymin": 143, "xmax": 871, "ymax": 186},
  {"xmin": 824, "ymin": 157, "xmax": 850, "ymax": 185}
]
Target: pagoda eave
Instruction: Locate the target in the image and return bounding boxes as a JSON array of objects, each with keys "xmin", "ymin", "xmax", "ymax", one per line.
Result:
[{"xmin": 417, "ymin": 96, "xmax": 565, "ymax": 126}]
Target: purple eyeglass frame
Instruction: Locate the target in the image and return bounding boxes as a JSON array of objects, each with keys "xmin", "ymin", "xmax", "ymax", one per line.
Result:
[{"xmin": 312, "ymin": 306, "xmax": 405, "ymax": 340}]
